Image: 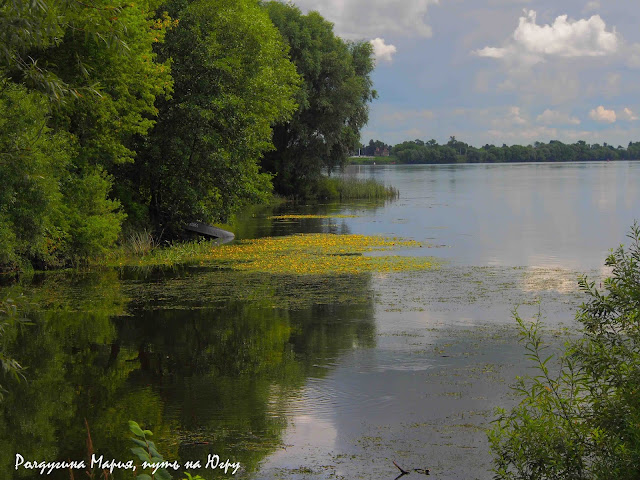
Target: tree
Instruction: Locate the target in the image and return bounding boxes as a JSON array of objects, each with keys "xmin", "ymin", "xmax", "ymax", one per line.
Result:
[
  {"xmin": 124, "ymin": 0, "xmax": 300, "ymax": 234},
  {"xmin": 490, "ymin": 223, "xmax": 640, "ymax": 480},
  {"xmin": 0, "ymin": 0, "xmax": 173, "ymax": 267},
  {"xmin": 262, "ymin": 2, "xmax": 377, "ymax": 197}
]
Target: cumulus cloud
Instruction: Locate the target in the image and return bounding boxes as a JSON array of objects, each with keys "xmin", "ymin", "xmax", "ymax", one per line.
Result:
[
  {"xmin": 582, "ymin": 1, "xmax": 600, "ymax": 14},
  {"xmin": 619, "ymin": 108, "xmax": 638, "ymax": 121},
  {"xmin": 291, "ymin": 0, "xmax": 439, "ymax": 39},
  {"xmin": 370, "ymin": 38, "xmax": 397, "ymax": 64},
  {"xmin": 489, "ymin": 106, "xmax": 529, "ymax": 129},
  {"xmin": 475, "ymin": 47, "xmax": 508, "ymax": 59},
  {"xmin": 509, "ymin": 106, "xmax": 527, "ymax": 125},
  {"xmin": 536, "ymin": 109, "xmax": 581, "ymax": 125},
  {"xmin": 626, "ymin": 43, "xmax": 640, "ymax": 69},
  {"xmin": 589, "ymin": 106, "xmax": 617, "ymax": 123},
  {"xmin": 474, "ymin": 9, "xmax": 620, "ymax": 65}
]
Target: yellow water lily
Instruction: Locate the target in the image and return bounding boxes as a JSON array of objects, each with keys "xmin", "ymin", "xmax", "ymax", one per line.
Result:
[
  {"xmin": 268, "ymin": 214, "xmax": 360, "ymax": 220},
  {"xmin": 199, "ymin": 233, "xmax": 436, "ymax": 275}
]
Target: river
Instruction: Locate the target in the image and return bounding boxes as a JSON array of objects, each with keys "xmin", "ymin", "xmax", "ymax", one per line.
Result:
[{"xmin": 2, "ymin": 161, "xmax": 639, "ymax": 480}]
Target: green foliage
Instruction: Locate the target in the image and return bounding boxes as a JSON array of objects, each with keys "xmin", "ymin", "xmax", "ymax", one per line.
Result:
[
  {"xmin": 0, "ymin": 78, "xmax": 71, "ymax": 268},
  {"xmin": 43, "ymin": 1, "xmax": 174, "ymax": 167},
  {"xmin": 129, "ymin": 421, "xmax": 173, "ymax": 480},
  {"xmin": 490, "ymin": 223, "xmax": 640, "ymax": 480},
  {"xmin": 262, "ymin": 2, "xmax": 377, "ymax": 197},
  {"xmin": 0, "ymin": 296, "xmax": 29, "ymax": 400},
  {"xmin": 181, "ymin": 473, "xmax": 205, "ymax": 480},
  {"xmin": 0, "ymin": 0, "xmax": 173, "ymax": 270},
  {"xmin": 0, "ymin": 78, "xmax": 126, "ymax": 268},
  {"xmin": 385, "ymin": 138, "xmax": 635, "ymax": 164},
  {"xmin": 126, "ymin": 0, "xmax": 300, "ymax": 235}
]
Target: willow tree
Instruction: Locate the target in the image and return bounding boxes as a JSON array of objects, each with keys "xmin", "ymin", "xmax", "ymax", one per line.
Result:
[
  {"xmin": 124, "ymin": 0, "xmax": 300, "ymax": 234},
  {"xmin": 261, "ymin": 2, "xmax": 377, "ymax": 197}
]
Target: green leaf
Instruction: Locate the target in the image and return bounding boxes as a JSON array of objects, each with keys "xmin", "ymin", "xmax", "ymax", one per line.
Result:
[
  {"xmin": 130, "ymin": 446, "xmax": 151, "ymax": 462},
  {"xmin": 130, "ymin": 437, "xmax": 148, "ymax": 448},
  {"xmin": 155, "ymin": 468, "xmax": 173, "ymax": 480},
  {"xmin": 129, "ymin": 421, "xmax": 145, "ymax": 437}
]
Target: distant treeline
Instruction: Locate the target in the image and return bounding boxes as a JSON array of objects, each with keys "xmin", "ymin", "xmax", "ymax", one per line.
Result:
[{"xmin": 357, "ymin": 137, "xmax": 640, "ymax": 164}]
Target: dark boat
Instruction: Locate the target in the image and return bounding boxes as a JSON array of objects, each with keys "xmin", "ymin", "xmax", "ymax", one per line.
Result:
[{"xmin": 185, "ymin": 221, "xmax": 235, "ymax": 243}]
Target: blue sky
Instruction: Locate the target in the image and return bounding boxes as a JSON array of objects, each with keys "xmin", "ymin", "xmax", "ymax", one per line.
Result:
[{"xmin": 289, "ymin": 0, "xmax": 640, "ymax": 147}]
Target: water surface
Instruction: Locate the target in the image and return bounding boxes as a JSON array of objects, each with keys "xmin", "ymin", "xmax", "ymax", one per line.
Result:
[{"xmin": 2, "ymin": 161, "xmax": 638, "ymax": 480}]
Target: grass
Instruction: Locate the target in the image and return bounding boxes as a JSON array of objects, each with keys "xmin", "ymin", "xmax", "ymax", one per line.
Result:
[
  {"xmin": 123, "ymin": 229, "xmax": 157, "ymax": 256},
  {"xmin": 317, "ymin": 176, "xmax": 399, "ymax": 200}
]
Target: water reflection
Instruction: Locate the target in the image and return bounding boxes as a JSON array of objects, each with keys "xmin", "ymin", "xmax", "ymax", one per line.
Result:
[
  {"xmin": 2, "ymin": 161, "xmax": 638, "ymax": 479},
  {"xmin": 0, "ymin": 266, "xmax": 377, "ymax": 479}
]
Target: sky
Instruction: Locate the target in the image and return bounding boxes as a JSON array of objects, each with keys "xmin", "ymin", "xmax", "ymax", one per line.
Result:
[{"xmin": 287, "ymin": 0, "xmax": 640, "ymax": 147}]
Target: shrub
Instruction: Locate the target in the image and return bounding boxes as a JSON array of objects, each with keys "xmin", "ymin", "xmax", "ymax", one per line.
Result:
[{"xmin": 489, "ymin": 223, "xmax": 640, "ymax": 480}]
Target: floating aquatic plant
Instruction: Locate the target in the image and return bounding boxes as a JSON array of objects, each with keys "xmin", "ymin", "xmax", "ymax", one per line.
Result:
[
  {"xmin": 267, "ymin": 214, "xmax": 359, "ymax": 220},
  {"xmin": 199, "ymin": 234, "xmax": 436, "ymax": 275}
]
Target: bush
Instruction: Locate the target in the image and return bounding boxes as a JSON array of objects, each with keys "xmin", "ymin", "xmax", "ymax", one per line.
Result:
[
  {"xmin": 489, "ymin": 223, "xmax": 640, "ymax": 479},
  {"xmin": 0, "ymin": 78, "xmax": 125, "ymax": 270}
]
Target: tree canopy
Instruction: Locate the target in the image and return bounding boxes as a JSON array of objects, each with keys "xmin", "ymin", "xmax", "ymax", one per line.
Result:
[
  {"xmin": 261, "ymin": 1, "xmax": 377, "ymax": 197},
  {"xmin": 361, "ymin": 137, "xmax": 639, "ymax": 164},
  {"xmin": 119, "ymin": 0, "xmax": 300, "ymax": 235},
  {"xmin": 0, "ymin": 0, "xmax": 380, "ymax": 270},
  {"xmin": 0, "ymin": 0, "xmax": 172, "ymax": 268}
]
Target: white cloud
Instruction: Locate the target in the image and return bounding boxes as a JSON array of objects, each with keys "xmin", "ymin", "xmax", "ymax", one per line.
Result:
[
  {"xmin": 582, "ymin": 1, "xmax": 600, "ymax": 14},
  {"xmin": 536, "ymin": 109, "xmax": 581, "ymax": 125},
  {"xmin": 370, "ymin": 38, "xmax": 397, "ymax": 64},
  {"xmin": 486, "ymin": 106, "xmax": 529, "ymax": 130},
  {"xmin": 589, "ymin": 105, "xmax": 617, "ymax": 123},
  {"xmin": 475, "ymin": 47, "xmax": 508, "ymax": 59},
  {"xmin": 474, "ymin": 9, "xmax": 620, "ymax": 65},
  {"xmin": 626, "ymin": 43, "xmax": 640, "ymax": 69},
  {"xmin": 509, "ymin": 106, "xmax": 527, "ymax": 125},
  {"xmin": 619, "ymin": 108, "xmax": 638, "ymax": 121},
  {"xmin": 291, "ymin": 0, "xmax": 439, "ymax": 39},
  {"xmin": 487, "ymin": 126, "xmax": 559, "ymax": 141},
  {"xmin": 513, "ymin": 11, "xmax": 618, "ymax": 57}
]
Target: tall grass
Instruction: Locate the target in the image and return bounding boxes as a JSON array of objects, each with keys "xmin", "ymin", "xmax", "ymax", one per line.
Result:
[
  {"xmin": 124, "ymin": 229, "xmax": 157, "ymax": 256},
  {"xmin": 104, "ymin": 238, "xmax": 219, "ymax": 268},
  {"xmin": 316, "ymin": 176, "xmax": 399, "ymax": 200}
]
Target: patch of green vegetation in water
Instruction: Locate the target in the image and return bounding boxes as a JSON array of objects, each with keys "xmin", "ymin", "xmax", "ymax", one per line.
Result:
[{"xmin": 108, "ymin": 234, "xmax": 439, "ymax": 275}]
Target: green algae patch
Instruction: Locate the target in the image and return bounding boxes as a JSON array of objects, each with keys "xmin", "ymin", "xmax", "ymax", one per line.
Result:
[
  {"xmin": 199, "ymin": 233, "xmax": 437, "ymax": 275},
  {"xmin": 268, "ymin": 214, "xmax": 360, "ymax": 220}
]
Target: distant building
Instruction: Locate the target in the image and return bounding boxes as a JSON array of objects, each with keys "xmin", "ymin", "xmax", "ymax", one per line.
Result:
[{"xmin": 375, "ymin": 146, "xmax": 390, "ymax": 157}]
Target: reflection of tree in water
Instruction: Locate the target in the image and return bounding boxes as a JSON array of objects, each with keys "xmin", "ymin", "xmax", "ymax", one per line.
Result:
[
  {"xmin": 117, "ymin": 268, "xmax": 377, "ymax": 476},
  {"xmin": 0, "ymin": 271, "xmax": 173, "ymax": 480},
  {"xmin": 233, "ymin": 198, "xmax": 393, "ymax": 239},
  {"xmin": 0, "ymin": 266, "xmax": 376, "ymax": 478}
]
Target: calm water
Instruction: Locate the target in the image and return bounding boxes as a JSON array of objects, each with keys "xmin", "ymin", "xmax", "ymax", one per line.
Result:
[{"xmin": 2, "ymin": 162, "xmax": 639, "ymax": 480}]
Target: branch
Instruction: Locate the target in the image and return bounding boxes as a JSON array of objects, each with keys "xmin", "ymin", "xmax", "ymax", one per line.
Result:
[{"xmin": 393, "ymin": 461, "xmax": 410, "ymax": 475}]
